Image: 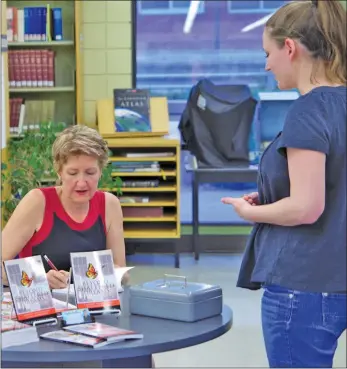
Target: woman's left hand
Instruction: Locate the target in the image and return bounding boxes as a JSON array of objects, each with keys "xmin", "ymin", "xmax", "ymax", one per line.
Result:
[{"xmin": 221, "ymin": 196, "xmax": 253, "ymax": 220}]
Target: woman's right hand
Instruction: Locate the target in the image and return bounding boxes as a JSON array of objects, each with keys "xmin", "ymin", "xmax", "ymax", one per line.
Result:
[
  {"xmin": 243, "ymin": 192, "xmax": 259, "ymax": 206},
  {"xmin": 47, "ymin": 269, "xmax": 70, "ymax": 289}
]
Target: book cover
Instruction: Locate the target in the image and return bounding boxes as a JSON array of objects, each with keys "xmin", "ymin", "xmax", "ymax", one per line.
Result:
[
  {"xmin": 113, "ymin": 89, "xmax": 151, "ymax": 133},
  {"xmin": 70, "ymin": 250, "xmax": 121, "ymax": 314},
  {"xmin": 64, "ymin": 322, "xmax": 143, "ymax": 343},
  {"xmin": 40, "ymin": 330, "xmax": 107, "ymax": 348},
  {"xmin": 3, "ymin": 256, "xmax": 56, "ymax": 322}
]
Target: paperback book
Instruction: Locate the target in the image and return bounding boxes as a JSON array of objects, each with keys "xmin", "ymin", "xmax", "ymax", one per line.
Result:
[
  {"xmin": 113, "ymin": 88, "xmax": 151, "ymax": 132},
  {"xmin": 40, "ymin": 329, "xmax": 108, "ymax": 348},
  {"xmin": 3, "ymin": 255, "xmax": 57, "ymax": 323},
  {"xmin": 70, "ymin": 250, "xmax": 121, "ymax": 314},
  {"xmin": 63, "ymin": 322, "xmax": 143, "ymax": 343}
]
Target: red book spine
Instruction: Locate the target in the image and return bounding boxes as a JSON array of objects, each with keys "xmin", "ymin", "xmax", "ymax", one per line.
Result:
[
  {"xmin": 47, "ymin": 51, "xmax": 55, "ymax": 87},
  {"xmin": 35, "ymin": 50, "xmax": 43, "ymax": 87},
  {"xmin": 23, "ymin": 50, "xmax": 31, "ymax": 87},
  {"xmin": 13, "ymin": 51, "xmax": 21, "ymax": 87},
  {"xmin": 8, "ymin": 51, "xmax": 15, "ymax": 87},
  {"xmin": 41, "ymin": 50, "xmax": 49, "ymax": 87},
  {"xmin": 30, "ymin": 50, "xmax": 37, "ymax": 87},
  {"xmin": 18, "ymin": 50, "xmax": 26, "ymax": 87}
]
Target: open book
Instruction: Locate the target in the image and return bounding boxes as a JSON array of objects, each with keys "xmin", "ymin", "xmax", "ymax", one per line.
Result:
[{"xmin": 52, "ymin": 266, "xmax": 133, "ymax": 304}]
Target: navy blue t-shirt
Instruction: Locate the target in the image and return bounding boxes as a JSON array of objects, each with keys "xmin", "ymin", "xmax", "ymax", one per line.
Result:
[{"xmin": 237, "ymin": 86, "xmax": 346, "ymax": 293}]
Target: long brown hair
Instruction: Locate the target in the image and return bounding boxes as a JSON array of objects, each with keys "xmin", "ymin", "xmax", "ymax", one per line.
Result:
[{"xmin": 266, "ymin": 0, "xmax": 346, "ymax": 85}]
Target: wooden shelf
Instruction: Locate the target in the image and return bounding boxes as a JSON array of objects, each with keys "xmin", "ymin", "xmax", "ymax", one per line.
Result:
[
  {"xmin": 124, "ymin": 229, "xmax": 178, "ymax": 239},
  {"xmin": 8, "ymin": 41, "xmax": 74, "ymax": 47},
  {"xmin": 109, "ymin": 156, "xmax": 176, "ymax": 162},
  {"xmin": 121, "ymin": 200, "xmax": 176, "ymax": 207},
  {"xmin": 104, "ymin": 137, "xmax": 181, "ymax": 240},
  {"xmin": 101, "ymin": 186, "xmax": 177, "ymax": 192},
  {"xmin": 124, "ymin": 215, "xmax": 176, "ymax": 222},
  {"xmin": 9, "ymin": 86, "xmax": 75, "ymax": 93},
  {"xmin": 111, "ymin": 171, "xmax": 176, "ymax": 177}
]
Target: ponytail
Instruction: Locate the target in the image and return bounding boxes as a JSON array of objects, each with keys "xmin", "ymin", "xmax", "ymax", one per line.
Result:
[{"xmin": 316, "ymin": 0, "xmax": 346, "ymax": 84}]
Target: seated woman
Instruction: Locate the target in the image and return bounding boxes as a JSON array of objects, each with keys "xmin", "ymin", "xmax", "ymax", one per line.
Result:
[{"xmin": 1, "ymin": 125, "xmax": 126, "ymax": 290}]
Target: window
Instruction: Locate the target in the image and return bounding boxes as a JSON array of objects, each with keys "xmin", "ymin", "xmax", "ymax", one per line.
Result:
[
  {"xmin": 228, "ymin": 0, "xmax": 288, "ymax": 14},
  {"xmin": 138, "ymin": 0, "xmax": 205, "ymax": 15},
  {"xmin": 136, "ymin": 0, "xmax": 278, "ymax": 104}
]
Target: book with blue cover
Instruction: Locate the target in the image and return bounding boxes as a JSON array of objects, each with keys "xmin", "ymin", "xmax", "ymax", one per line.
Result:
[{"xmin": 113, "ymin": 89, "xmax": 151, "ymax": 133}]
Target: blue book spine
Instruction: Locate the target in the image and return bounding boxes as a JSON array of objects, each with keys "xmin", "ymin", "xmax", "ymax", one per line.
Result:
[
  {"xmin": 34, "ymin": 7, "xmax": 40, "ymax": 40},
  {"xmin": 28, "ymin": 7, "xmax": 35, "ymax": 40},
  {"xmin": 24, "ymin": 7, "xmax": 29, "ymax": 41},
  {"xmin": 41, "ymin": 7, "xmax": 47, "ymax": 40},
  {"xmin": 52, "ymin": 8, "xmax": 63, "ymax": 41}
]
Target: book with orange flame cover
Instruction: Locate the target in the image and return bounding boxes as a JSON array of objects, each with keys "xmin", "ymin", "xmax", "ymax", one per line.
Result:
[
  {"xmin": 3, "ymin": 256, "xmax": 57, "ymax": 323},
  {"xmin": 70, "ymin": 250, "xmax": 121, "ymax": 314}
]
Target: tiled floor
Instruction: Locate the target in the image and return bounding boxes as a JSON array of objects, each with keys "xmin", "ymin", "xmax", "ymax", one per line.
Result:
[{"xmin": 127, "ymin": 253, "xmax": 347, "ymax": 368}]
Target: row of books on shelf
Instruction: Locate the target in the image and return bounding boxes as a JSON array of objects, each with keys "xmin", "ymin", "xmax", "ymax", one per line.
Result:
[
  {"xmin": 9, "ymin": 98, "xmax": 55, "ymax": 134},
  {"xmin": 7, "ymin": 6, "xmax": 63, "ymax": 43},
  {"xmin": 8, "ymin": 50, "xmax": 55, "ymax": 88},
  {"xmin": 111, "ymin": 161, "xmax": 161, "ymax": 173}
]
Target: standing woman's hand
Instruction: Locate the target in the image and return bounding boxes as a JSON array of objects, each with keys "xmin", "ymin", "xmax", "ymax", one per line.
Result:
[{"xmin": 243, "ymin": 192, "xmax": 259, "ymax": 206}]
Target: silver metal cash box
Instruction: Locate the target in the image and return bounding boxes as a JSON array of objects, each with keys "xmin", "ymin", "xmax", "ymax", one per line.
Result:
[{"xmin": 129, "ymin": 275, "xmax": 223, "ymax": 322}]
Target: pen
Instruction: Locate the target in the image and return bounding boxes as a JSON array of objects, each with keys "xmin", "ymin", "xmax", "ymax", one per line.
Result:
[
  {"xmin": 43, "ymin": 254, "xmax": 58, "ymax": 271},
  {"xmin": 66, "ymin": 267, "xmax": 72, "ymax": 308}
]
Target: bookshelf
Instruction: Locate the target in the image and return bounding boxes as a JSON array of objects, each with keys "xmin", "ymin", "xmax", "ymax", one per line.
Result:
[
  {"xmin": 5, "ymin": 0, "xmax": 83, "ymax": 134},
  {"xmin": 102, "ymin": 137, "xmax": 181, "ymax": 242}
]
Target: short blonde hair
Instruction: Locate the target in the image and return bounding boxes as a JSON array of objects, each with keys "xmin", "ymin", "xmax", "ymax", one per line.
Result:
[{"xmin": 52, "ymin": 125, "xmax": 109, "ymax": 172}]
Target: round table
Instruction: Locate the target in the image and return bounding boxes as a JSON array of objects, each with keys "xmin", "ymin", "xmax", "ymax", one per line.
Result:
[{"xmin": 2, "ymin": 291, "xmax": 233, "ymax": 368}]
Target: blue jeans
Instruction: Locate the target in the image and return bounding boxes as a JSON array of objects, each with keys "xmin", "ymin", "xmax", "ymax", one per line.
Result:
[{"xmin": 261, "ymin": 285, "xmax": 347, "ymax": 368}]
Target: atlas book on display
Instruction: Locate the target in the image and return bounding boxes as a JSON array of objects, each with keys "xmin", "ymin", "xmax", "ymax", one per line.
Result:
[
  {"xmin": 70, "ymin": 249, "xmax": 121, "ymax": 314},
  {"xmin": 113, "ymin": 88, "xmax": 151, "ymax": 133},
  {"xmin": 3, "ymin": 255, "xmax": 57, "ymax": 325}
]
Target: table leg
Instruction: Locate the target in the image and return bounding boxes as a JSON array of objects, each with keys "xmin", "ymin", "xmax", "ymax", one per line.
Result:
[
  {"xmin": 192, "ymin": 172, "xmax": 199, "ymax": 260},
  {"xmin": 102, "ymin": 354, "xmax": 152, "ymax": 368},
  {"xmin": 174, "ymin": 239, "xmax": 180, "ymax": 268}
]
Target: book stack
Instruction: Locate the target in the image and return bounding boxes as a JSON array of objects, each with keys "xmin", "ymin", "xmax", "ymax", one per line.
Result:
[
  {"xmin": 9, "ymin": 98, "xmax": 55, "ymax": 134},
  {"xmin": 8, "ymin": 49, "xmax": 55, "ymax": 88},
  {"xmin": 6, "ymin": 6, "xmax": 63, "ymax": 43},
  {"xmin": 2, "ymin": 319, "xmax": 39, "ymax": 348}
]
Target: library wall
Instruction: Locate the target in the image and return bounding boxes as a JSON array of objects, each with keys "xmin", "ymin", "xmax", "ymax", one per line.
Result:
[{"xmin": 82, "ymin": 0, "xmax": 132, "ymax": 128}]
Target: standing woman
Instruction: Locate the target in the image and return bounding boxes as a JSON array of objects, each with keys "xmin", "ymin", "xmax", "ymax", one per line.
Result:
[{"xmin": 222, "ymin": 0, "xmax": 346, "ymax": 367}]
